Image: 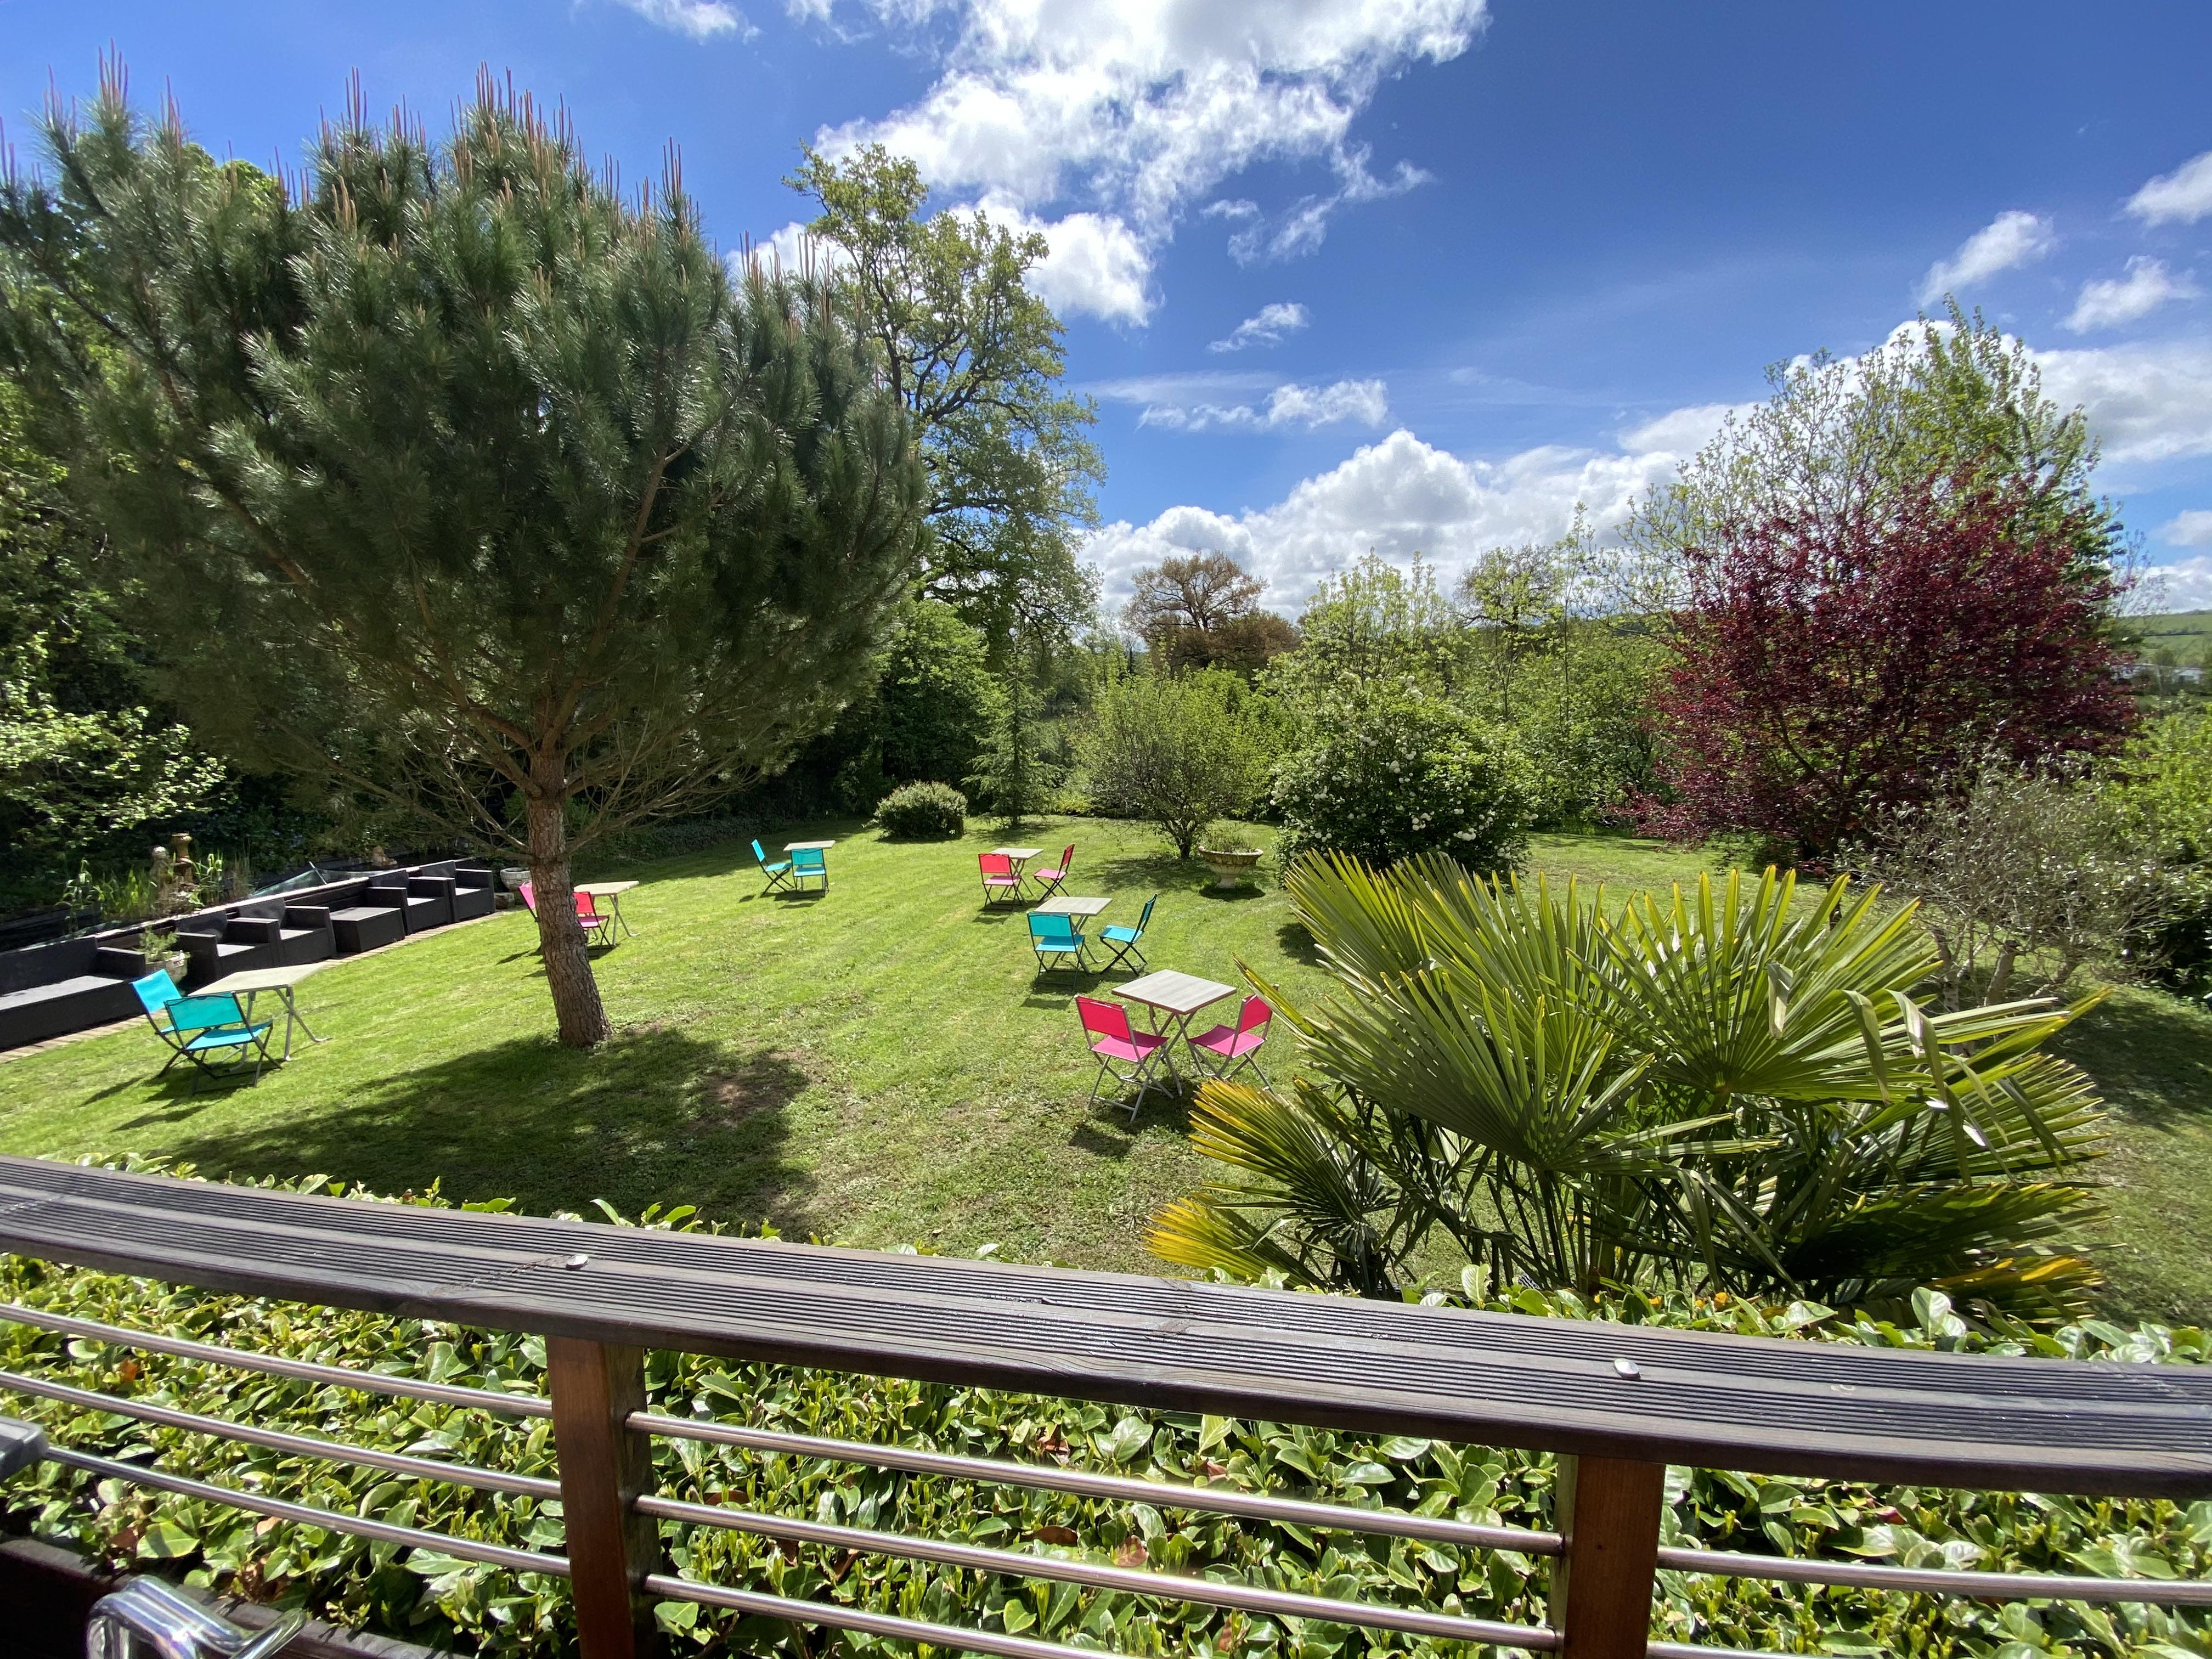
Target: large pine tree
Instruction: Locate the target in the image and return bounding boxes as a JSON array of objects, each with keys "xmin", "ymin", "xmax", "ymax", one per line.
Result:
[{"xmin": 0, "ymin": 73, "xmax": 925, "ymax": 1044}]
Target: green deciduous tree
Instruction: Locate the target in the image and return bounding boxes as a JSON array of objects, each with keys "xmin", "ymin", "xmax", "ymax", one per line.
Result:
[
  {"xmin": 1120, "ymin": 550, "xmax": 1298, "ymax": 674},
  {"xmin": 1076, "ymin": 667, "xmax": 1275, "ymax": 857},
  {"xmin": 1, "ymin": 77, "xmax": 925, "ymax": 1044},
  {"xmin": 791, "ymin": 144, "xmax": 1102, "ymax": 646}
]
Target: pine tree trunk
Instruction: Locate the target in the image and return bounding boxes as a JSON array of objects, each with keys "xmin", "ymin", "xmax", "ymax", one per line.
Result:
[{"xmin": 526, "ymin": 790, "xmax": 612, "ymax": 1049}]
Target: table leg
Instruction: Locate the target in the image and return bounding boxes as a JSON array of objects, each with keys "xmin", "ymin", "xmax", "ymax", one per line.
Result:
[
  {"xmin": 613, "ymin": 895, "xmax": 635, "ymax": 939},
  {"xmin": 284, "ymin": 986, "xmax": 328, "ymax": 1053}
]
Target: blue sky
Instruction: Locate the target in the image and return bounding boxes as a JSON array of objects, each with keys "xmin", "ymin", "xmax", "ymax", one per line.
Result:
[{"xmin": 6, "ymin": 1, "xmax": 2211, "ymax": 611}]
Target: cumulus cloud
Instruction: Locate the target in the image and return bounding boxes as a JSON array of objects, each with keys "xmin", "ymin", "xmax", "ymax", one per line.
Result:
[
  {"xmin": 1917, "ymin": 210, "xmax": 2056, "ymax": 304},
  {"xmin": 2032, "ymin": 337, "xmax": 2212, "ymax": 465},
  {"xmin": 1616, "ymin": 402, "xmax": 1743, "ymax": 457},
  {"xmin": 2126, "ymin": 151, "xmax": 2212, "ymax": 227},
  {"xmin": 1209, "ymin": 302, "xmax": 1312, "ymax": 353},
  {"xmin": 2147, "ymin": 556, "xmax": 2212, "ymax": 609},
  {"xmin": 807, "ymin": 0, "xmax": 1487, "ymax": 315},
  {"xmin": 2162, "ymin": 510, "xmax": 2212, "ymax": 548},
  {"xmin": 615, "ymin": 0, "xmax": 751, "ymax": 39},
  {"xmin": 2064, "ymin": 257, "xmax": 2200, "ymax": 333},
  {"xmin": 972, "ymin": 194, "xmax": 1152, "ymax": 323},
  {"xmin": 1083, "ymin": 427, "xmax": 1679, "ymax": 614},
  {"xmin": 1137, "ymin": 377, "xmax": 1388, "ymax": 432}
]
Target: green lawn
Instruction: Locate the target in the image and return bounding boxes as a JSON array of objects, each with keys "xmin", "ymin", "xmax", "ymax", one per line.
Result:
[{"xmin": 1, "ymin": 820, "xmax": 2207, "ymax": 1322}]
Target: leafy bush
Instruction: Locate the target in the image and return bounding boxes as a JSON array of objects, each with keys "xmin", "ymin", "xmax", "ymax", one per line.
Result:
[
  {"xmin": 4, "ymin": 1157, "xmax": 2208, "ymax": 1659},
  {"xmin": 2108, "ymin": 710, "xmax": 2212, "ymax": 994},
  {"xmin": 1855, "ymin": 763, "xmax": 2168, "ymax": 1008},
  {"xmin": 1155, "ymin": 855, "xmax": 2109, "ymax": 1322},
  {"xmin": 1270, "ymin": 682, "xmax": 1531, "ymax": 874},
  {"xmin": 873, "ymin": 781, "xmax": 967, "ymax": 838},
  {"xmin": 1075, "ymin": 667, "xmax": 1277, "ymax": 857}
]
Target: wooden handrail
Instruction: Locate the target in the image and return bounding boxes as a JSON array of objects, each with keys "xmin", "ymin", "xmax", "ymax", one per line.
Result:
[{"xmin": 0, "ymin": 1154, "xmax": 2206, "ymax": 1659}]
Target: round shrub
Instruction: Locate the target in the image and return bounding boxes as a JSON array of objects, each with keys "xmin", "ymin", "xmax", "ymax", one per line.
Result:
[
  {"xmin": 874, "ymin": 781, "xmax": 967, "ymax": 839},
  {"xmin": 1271, "ymin": 682, "xmax": 1532, "ymax": 874}
]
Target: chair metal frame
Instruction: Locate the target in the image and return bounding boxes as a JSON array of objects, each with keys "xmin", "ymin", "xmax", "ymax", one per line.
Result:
[
  {"xmin": 1095, "ymin": 893, "xmax": 1158, "ymax": 973},
  {"xmin": 789, "ymin": 845, "xmax": 830, "ymax": 894},
  {"xmin": 1189, "ymin": 994, "xmax": 1273, "ymax": 1087},
  {"xmin": 978, "ymin": 851, "xmax": 1025, "ymax": 905},
  {"xmin": 1030, "ymin": 843, "xmax": 1076, "ymax": 900},
  {"xmin": 1075, "ymin": 995, "xmax": 1171, "ymax": 1120},
  {"xmin": 132, "ymin": 973, "xmax": 276, "ymax": 1093},
  {"xmin": 1028, "ymin": 911, "xmax": 1094, "ymax": 976},
  {"xmin": 753, "ymin": 839, "xmax": 793, "ymax": 893}
]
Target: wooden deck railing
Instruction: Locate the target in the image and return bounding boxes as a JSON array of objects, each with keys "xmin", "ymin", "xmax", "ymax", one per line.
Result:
[{"xmin": 0, "ymin": 1154, "xmax": 2205, "ymax": 1659}]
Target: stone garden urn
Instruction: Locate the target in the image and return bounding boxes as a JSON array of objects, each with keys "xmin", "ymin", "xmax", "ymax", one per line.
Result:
[{"xmin": 1197, "ymin": 845, "xmax": 1265, "ymax": 890}]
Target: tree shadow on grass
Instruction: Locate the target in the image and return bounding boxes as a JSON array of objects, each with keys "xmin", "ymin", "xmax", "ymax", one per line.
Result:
[
  {"xmin": 1276, "ymin": 921, "xmax": 1321, "ymax": 968},
  {"xmin": 158, "ymin": 1026, "xmax": 826, "ymax": 1235},
  {"xmin": 2056, "ymin": 988, "xmax": 2212, "ymax": 1133}
]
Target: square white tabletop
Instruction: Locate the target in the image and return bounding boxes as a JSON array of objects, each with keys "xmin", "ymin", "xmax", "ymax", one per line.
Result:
[
  {"xmin": 990, "ymin": 846, "xmax": 1042, "ymax": 860},
  {"xmin": 785, "ymin": 840, "xmax": 837, "ymax": 852},
  {"xmin": 576, "ymin": 880, "xmax": 639, "ymax": 896},
  {"xmin": 1034, "ymin": 895, "xmax": 1111, "ymax": 918},
  {"xmin": 1116, "ymin": 969, "xmax": 1237, "ymax": 1017},
  {"xmin": 199, "ymin": 962, "xmax": 328, "ymax": 996}
]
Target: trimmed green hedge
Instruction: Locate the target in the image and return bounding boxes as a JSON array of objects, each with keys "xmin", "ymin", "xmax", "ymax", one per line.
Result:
[{"xmin": 2, "ymin": 1158, "xmax": 2208, "ymax": 1657}]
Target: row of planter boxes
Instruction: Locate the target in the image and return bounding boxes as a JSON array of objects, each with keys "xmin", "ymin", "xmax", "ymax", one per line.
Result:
[{"xmin": 0, "ymin": 862, "xmax": 498, "ymax": 1053}]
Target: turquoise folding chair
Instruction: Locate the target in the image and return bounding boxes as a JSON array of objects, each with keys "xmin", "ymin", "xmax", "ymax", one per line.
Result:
[
  {"xmin": 1028, "ymin": 911, "xmax": 1093, "ymax": 976},
  {"xmin": 1096, "ymin": 894, "xmax": 1157, "ymax": 973},
  {"xmin": 753, "ymin": 839, "xmax": 793, "ymax": 893},
  {"xmin": 132, "ymin": 972, "xmax": 275, "ymax": 1092},
  {"xmin": 790, "ymin": 845, "xmax": 830, "ymax": 894}
]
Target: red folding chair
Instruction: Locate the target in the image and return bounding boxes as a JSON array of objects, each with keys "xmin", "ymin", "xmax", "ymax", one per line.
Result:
[
  {"xmin": 518, "ymin": 881, "xmax": 616, "ymax": 947},
  {"xmin": 1031, "ymin": 844, "xmax": 1076, "ymax": 900},
  {"xmin": 1076, "ymin": 996, "xmax": 1170, "ymax": 1120},
  {"xmin": 979, "ymin": 853, "xmax": 1025, "ymax": 905},
  {"xmin": 1188, "ymin": 995, "xmax": 1272, "ymax": 1086}
]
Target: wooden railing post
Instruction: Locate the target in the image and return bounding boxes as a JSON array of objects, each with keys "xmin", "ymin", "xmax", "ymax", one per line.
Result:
[
  {"xmin": 1550, "ymin": 1454, "xmax": 1664, "ymax": 1659},
  {"xmin": 548, "ymin": 1338, "xmax": 661, "ymax": 1659}
]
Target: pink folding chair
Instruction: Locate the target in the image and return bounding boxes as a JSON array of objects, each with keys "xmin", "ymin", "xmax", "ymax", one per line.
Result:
[
  {"xmin": 979, "ymin": 852, "xmax": 1025, "ymax": 905},
  {"xmin": 517, "ymin": 881, "xmax": 615, "ymax": 947},
  {"xmin": 1076, "ymin": 996, "xmax": 1170, "ymax": 1120},
  {"xmin": 1188, "ymin": 995, "xmax": 1272, "ymax": 1086},
  {"xmin": 1031, "ymin": 844, "xmax": 1076, "ymax": 900}
]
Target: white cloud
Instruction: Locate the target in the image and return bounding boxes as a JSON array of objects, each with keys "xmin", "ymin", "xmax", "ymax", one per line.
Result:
[
  {"xmin": 1616, "ymin": 401, "xmax": 1743, "ymax": 456},
  {"xmin": 2032, "ymin": 337, "xmax": 2212, "ymax": 465},
  {"xmin": 2065, "ymin": 257, "xmax": 2201, "ymax": 333},
  {"xmin": 809, "ymin": 0, "xmax": 1487, "ymax": 318},
  {"xmin": 615, "ymin": 0, "xmax": 752, "ymax": 39},
  {"xmin": 2161, "ymin": 510, "xmax": 2212, "ymax": 548},
  {"xmin": 1137, "ymin": 377, "xmax": 1388, "ymax": 432},
  {"xmin": 1209, "ymin": 302, "xmax": 1312, "ymax": 353},
  {"xmin": 1917, "ymin": 210, "xmax": 2056, "ymax": 304},
  {"xmin": 1083, "ymin": 426, "xmax": 1678, "ymax": 614},
  {"xmin": 970, "ymin": 194, "xmax": 1152, "ymax": 323},
  {"xmin": 2126, "ymin": 151, "xmax": 2212, "ymax": 228},
  {"xmin": 746, "ymin": 220, "xmax": 850, "ymax": 278},
  {"xmin": 2148, "ymin": 556, "xmax": 2212, "ymax": 609}
]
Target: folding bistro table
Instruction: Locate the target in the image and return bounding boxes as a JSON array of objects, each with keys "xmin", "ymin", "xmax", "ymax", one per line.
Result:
[
  {"xmin": 1033, "ymin": 894, "xmax": 1111, "ymax": 933},
  {"xmin": 196, "ymin": 962, "xmax": 331, "ymax": 1062},
  {"xmin": 575, "ymin": 880, "xmax": 639, "ymax": 939},
  {"xmin": 989, "ymin": 847, "xmax": 1042, "ymax": 892},
  {"xmin": 1114, "ymin": 969, "xmax": 1237, "ymax": 1082}
]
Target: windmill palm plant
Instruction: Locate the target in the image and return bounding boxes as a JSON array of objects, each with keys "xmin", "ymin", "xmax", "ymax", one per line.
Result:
[{"xmin": 1149, "ymin": 853, "xmax": 2108, "ymax": 1321}]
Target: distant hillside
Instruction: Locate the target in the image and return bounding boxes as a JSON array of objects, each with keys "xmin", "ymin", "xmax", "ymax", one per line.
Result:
[{"xmin": 2128, "ymin": 611, "xmax": 2212, "ymax": 660}]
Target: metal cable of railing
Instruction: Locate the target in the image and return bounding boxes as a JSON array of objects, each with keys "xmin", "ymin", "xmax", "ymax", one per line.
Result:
[
  {"xmin": 632, "ymin": 1410, "xmax": 1561, "ymax": 1555},
  {"xmin": 635, "ymin": 1488, "xmax": 1561, "ymax": 1649},
  {"xmin": 1656, "ymin": 1544, "xmax": 2212, "ymax": 1607},
  {"xmin": 0, "ymin": 1369, "xmax": 559, "ymax": 1499},
  {"xmin": 643, "ymin": 1572, "xmax": 1156, "ymax": 1659},
  {"xmin": 0, "ymin": 1302, "xmax": 551, "ymax": 1418},
  {"xmin": 42, "ymin": 1441, "xmax": 569, "ymax": 1578}
]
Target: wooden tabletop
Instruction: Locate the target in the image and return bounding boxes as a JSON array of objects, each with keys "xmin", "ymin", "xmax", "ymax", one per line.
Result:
[
  {"xmin": 1116, "ymin": 969, "xmax": 1237, "ymax": 1016},
  {"xmin": 198, "ymin": 962, "xmax": 328, "ymax": 996},
  {"xmin": 785, "ymin": 840, "xmax": 837, "ymax": 853},
  {"xmin": 575, "ymin": 881, "xmax": 639, "ymax": 896},
  {"xmin": 1034, "ymin": 895, "xmax": 1111, "ymax": 918},
  {"xmin": 989, "ymin": 847, "xmax": 1042, "ymax": 860},
  {"xmin": 0, "ymin": 1154, "xmax": 2203, "ymax": 1497}
]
